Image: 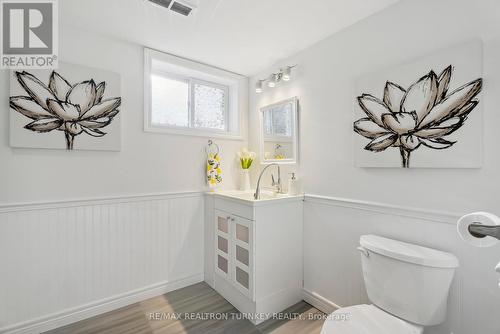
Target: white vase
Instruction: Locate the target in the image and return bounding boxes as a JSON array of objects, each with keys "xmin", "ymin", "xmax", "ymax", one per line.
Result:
[{"xmin": 240, "ymin": 169, "xmax": 251, "ymax": 191}]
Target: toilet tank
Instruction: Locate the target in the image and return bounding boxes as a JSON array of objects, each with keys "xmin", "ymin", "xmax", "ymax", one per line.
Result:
[{"xmin": 359, "ymin": 235, "xmax": 459, "ymax": 326}]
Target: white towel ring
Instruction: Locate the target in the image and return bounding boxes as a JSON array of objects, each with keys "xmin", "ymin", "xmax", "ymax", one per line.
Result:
[{"xmin": 206, "ymin": 140, "xmax": 220, "ymax": 156}]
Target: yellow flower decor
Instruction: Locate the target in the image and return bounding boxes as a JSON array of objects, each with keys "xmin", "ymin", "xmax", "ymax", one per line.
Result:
[
  {"xmin": 237, "ymin": 148, "xmax": 256, "ymax": 169},
  {"xmin": 274, "ymin": 154, "xmax": 285, "ymax": 160}
]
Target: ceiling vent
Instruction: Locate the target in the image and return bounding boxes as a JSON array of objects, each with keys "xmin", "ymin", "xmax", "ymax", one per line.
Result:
[{"xmin": 148, "ymin": 0, "xmax": 195, "ymax": 17}]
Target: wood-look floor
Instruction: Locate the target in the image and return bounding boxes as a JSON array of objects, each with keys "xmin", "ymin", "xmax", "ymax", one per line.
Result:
[{"xmin": 45, "ymin": 282, "xmax": 325, "ymax": 334}]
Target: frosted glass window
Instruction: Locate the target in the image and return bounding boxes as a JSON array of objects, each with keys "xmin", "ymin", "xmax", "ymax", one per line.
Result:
[
  {"xmin": 236, "ymin": 224, "xmax": 249, "ymax": 244},
  {"xmin": 149, "ymin": 74, "xmax": 228, "ymax": 131},
  {"xmin": 236, "ymin": 266, "xmax": 249, "ymax": 289},
  {"xmin": 151, "ymin": 75, "xmax": 189, "ymax": 127},
  {"xmin": 193, "ymin": 82, "xmax": 227, "ymax": 130},
  {"xmin": 236, "ymin": 245, "xmax": 249, "ymax": 266},
  {"xmin": 218, "ymin": 236, "xmax": 228, "ymax": 254}
]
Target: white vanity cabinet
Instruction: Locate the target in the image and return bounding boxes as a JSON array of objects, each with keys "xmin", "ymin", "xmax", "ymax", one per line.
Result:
[{"xmin": 209, "ymin": 192, "xmax": 303, "ymax": 325}]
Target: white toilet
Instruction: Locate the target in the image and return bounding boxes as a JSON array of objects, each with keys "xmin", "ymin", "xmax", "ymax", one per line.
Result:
[{"xmin": 321, "ymin": 235, "xmax": 459, "ymax": 334}]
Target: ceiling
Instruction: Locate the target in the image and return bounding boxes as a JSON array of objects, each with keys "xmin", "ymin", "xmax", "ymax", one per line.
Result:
[{"xmin": 60, "ymin": 0, "xmax": 399, "ymax": 76}]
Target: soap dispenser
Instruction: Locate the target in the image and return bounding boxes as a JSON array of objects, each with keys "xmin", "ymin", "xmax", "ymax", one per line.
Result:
[{"xmin": 288, "ymin": 173, "xmax": 300, "ymax": 195}]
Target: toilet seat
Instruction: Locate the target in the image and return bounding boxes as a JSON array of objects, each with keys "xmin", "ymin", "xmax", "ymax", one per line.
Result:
[{"xmin": 320, "ymin": 304, "xmax": 423, "ymax": 334}]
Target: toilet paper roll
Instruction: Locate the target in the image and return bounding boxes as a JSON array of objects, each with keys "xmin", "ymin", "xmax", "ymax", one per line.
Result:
[{"xmin": 457, "ymin": 212, "xmax": 500, "ymax": 247}]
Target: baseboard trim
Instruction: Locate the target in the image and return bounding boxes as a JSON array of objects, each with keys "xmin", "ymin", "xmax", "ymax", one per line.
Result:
[
  {"xmin": 1, "ymin": 274, "xmax": 204, "ymax": 334},
  {"xmin": 302, "ymin": 289, "xmax": 341, "ymax": 315},
  {"xmin": 305, "ymin": 194, "xmax": 460, "ymax": 225}
]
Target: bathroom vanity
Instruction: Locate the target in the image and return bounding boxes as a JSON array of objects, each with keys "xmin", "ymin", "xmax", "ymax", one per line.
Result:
[{"xmin": 206, "ymin": 190, "xmax": 303, "ymax": 324}]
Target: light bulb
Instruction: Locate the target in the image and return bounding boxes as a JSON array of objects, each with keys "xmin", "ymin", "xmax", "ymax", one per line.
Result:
[
  {"xmin": 255, "ymin": 81, "xmax": 263, "ymax": 93},
  {"xmin": 267, "ymin": 74, "xmax": 276, "ymax": 88},
  {"xmin": 282, "ymin": 66, "xmax": 291, "ymax": 81}
]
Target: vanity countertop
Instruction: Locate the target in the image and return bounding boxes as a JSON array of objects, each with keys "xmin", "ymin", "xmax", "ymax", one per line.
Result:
[{"xmin": 207, "ymin": 189, "xmax": 304, "ymax": 206}]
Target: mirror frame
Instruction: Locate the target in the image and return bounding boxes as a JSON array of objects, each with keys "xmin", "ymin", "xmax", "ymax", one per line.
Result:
[{"xmin": 259, "ymin": 96, "xmax": 299, "ymax": 165}]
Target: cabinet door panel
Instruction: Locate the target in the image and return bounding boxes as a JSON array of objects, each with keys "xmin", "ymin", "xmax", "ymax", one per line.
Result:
[
  {"xmin": 232, "ymin": 216, "xmax": 254, "ymax": 299},
  {"xmin": 215, "ymin": 210, "xmax": 231, "ymax": 280},
  {"xmin": 214, "ymin": 210, "xmax": 254, "ymax": 300}
]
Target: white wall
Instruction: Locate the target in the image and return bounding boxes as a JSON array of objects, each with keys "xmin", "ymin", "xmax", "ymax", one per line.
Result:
[
  {"xmin": 0, "ymin": 24, "xmax": 248, "ymax": 205},
  {"xmin": 250, "ymin": 0, "xmax": 500, "ymax": 213},
  {"xmin": 0, "ymin": 22, "xmax": 248, "ymax": 333},
  {"xmin": 249, "ymin": 0, "xmax": 500, "ymax": 333}
]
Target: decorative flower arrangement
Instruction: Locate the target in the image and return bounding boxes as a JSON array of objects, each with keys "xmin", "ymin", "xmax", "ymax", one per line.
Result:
[
  {"xmin": 237, "ymin": 148, "xmax": 255, "ymax": 191},
  {"xmin": 237, "ymin": 148, "xmax": 256, "ymax": 169}
]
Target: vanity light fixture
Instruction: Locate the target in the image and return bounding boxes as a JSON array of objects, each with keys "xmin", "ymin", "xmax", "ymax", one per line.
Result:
[{"xmin": 255, "ymin": 65, "xmax": 297, "ymax": 93}]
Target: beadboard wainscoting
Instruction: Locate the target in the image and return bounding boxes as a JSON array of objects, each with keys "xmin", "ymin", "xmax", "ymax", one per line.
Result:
[
  {"xmin": 0, "ymin": 192, "xmax": 204, "ymax": 334},
  {"xmin": 303, "ymin": 195, "xmax": 500, "ymax": 334}
]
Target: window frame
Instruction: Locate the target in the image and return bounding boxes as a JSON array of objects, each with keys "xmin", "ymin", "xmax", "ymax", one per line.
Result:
[{"xmin": 144, "ymin": 48, "xmax": 244, "ymax": 140}]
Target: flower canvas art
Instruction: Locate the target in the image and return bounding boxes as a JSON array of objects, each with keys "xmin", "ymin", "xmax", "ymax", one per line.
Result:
[
  {"xmin": 353, "ymin": 40, "xmax": 483, "ymax": 168},
  {"xmin": 10, "ymin": 62, "xmax": 122, "ymax": 151}
]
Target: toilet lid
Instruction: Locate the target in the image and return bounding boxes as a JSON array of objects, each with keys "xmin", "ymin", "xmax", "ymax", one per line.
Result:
[{"xmin": 320, "ymin": 305, "xmax": 422, "ymax": 334}]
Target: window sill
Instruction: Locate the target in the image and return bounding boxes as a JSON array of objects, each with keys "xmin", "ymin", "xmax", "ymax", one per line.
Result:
[{"xmin": 144, "ymin": 124, "xmax": 244, "ymax": 141}]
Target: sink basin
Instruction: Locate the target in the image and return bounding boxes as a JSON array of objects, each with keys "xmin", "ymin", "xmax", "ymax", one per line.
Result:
[{"xmin": 212, "ymin": 189, "xmax": 303, "ymax": 203}]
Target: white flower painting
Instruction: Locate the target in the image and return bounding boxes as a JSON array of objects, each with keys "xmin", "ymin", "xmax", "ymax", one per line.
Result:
[
  {"xmin": 354, "ymin": 40, "xmax": 483, "ymax": 168},
  {"xmin": 10, "ymin": 62, "xmax": 122, "ymax": 151}
]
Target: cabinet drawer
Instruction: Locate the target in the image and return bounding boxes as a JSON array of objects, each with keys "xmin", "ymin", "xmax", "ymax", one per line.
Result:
[{"xmin": 214, "ymin": 197, "xmax": 254, "ymax": 220}]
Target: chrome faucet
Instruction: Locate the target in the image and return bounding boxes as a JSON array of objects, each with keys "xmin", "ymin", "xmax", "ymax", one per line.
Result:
[{"xmin": 254, "ymin": 163, "xmax": 282, "ymax": 199}]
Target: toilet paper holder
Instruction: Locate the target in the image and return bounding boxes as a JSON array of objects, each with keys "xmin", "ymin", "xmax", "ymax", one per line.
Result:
[{"xmin": 468, "ymin": 223, "xmax": 500, "ymax": 240}]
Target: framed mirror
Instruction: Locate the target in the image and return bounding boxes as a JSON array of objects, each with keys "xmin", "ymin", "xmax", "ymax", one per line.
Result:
[{"xmin": 259, "ymin": 97, "xmax": 298, "ymax": 164}]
